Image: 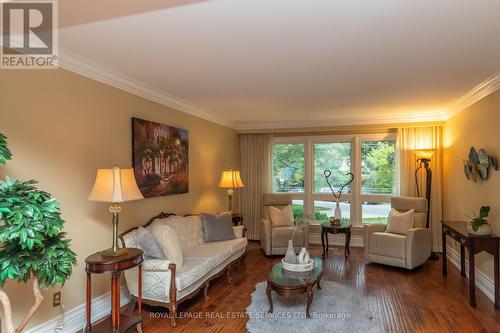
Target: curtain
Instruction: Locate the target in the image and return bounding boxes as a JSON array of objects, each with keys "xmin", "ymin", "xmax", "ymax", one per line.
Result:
[
  {"xmin": 239, "ymin": 134, "xmax": 273, "ymax": 240},
  {"xmin": 396, "ymin": 126, "xmax": 443, "ymax": 251}
]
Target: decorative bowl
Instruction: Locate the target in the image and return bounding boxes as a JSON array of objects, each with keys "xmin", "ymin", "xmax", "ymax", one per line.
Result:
[{"xmin": 282, "ymin": 258, "xmax": 314, "ymax": 272}]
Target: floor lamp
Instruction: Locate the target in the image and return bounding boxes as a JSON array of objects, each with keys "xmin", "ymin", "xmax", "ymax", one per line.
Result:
[{"xmin": 415, "ymin": 150, "xmax": 438, "ymax": 259}]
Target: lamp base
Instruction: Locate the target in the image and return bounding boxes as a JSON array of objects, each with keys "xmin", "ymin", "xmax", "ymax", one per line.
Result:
[{"xmin": 100, "ymin": 247, "xmax": 128, "ymax": 257}]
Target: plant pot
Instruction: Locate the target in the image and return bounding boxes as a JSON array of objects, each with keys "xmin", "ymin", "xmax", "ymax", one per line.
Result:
[{"xmin": 467, "ymin": 223, "xmax": 492, "ymax": 236}]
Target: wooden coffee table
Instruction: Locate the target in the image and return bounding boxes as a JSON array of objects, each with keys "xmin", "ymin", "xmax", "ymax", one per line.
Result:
[{"xmin": 266, "ymin": 257, "xmax": 323, "ymax": 318}]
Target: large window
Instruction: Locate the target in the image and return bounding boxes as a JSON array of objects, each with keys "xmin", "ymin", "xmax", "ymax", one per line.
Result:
[
  {"xmin": 272, "ymin": 134, "xmax": 396, "ymax": 226},
  {"xmin": 273, "ymin": 143, "xmax": 305, "ymax": 193}
]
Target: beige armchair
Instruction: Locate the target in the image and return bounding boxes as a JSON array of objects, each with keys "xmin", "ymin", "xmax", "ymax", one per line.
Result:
[
  {"xmin": 260, "ymin": 193, "xmax": 309, "ymax": 255},
  {"xmin": 363, "ymin": 196, "xmax": 431, "ymax": 270}
]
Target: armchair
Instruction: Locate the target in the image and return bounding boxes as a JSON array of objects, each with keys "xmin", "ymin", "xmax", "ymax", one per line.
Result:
[
  {"xmin": 363, "ymin": 196, "xmax": 431, "ymax": 269},
  {"xmin": 260, "ymin": 193, "xmax": 309, "ymax": 255}
]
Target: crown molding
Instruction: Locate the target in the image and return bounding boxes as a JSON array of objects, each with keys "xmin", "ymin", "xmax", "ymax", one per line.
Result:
[
  {"xmin": 446, "ymin": 73, "xmax": 500, "ymax": 120},
  {"xmin": 58, "ymin": 47, "xmax": 235, "ymax": 128},
  {"xmin": 57, "ymin": 45, "xmax": 498, "ymax": 130},
  {"xmin": 235, "ymin": 111, "xmax": 446, "ymax": 131}
]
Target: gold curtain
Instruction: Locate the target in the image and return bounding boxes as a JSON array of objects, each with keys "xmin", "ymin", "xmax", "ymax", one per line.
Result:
[
  {"xmin": 239, "ymin": 134, "xmax": 273, "ymax": 240},
  {"xmin": 396, "ymin": 126, "xmax": 443, "ymax": 251}
]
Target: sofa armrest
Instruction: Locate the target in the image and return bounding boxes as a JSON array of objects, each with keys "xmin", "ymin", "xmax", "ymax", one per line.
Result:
[
  {"xmin": 405, "ymin": 228, "xmax": 432, "ymax": 269},
  {"xmin": 260, "ymin": 218, "xmax": 272, "ymax": 255},
  {"xmin": 124, "ymin": 260, "xmax": 176, "ymax": 303},
  {"xmin": 232, "ymin": 225, "xmax": 245, "ymax": 239},
  {"xmin": 143, "ymin": 259, "xmax": 172, "ymax": 272},
  {"xmin": 363, "ymin": 223, "xmax": 387, "ymax": 257}
]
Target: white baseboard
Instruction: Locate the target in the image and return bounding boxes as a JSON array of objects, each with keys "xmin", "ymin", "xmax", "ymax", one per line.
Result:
[
  {"xmin": 24, "ymin": 286, "xmax": 131, "ymax": 333},
  {"xmin": 309, "ymin": 232, "xmax": 364, "ymax": 247},
  {"xmin": 445, "ymin": 245, "xmax": 495, "ymax": 304}
]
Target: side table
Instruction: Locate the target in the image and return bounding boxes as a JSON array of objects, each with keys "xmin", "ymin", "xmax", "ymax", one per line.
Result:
[
  {"xmin": 84, "ymin": 248, "xmax": 144, "ymax": 333},
  {"xmin": 321, "ymin": 221, "xmax": 352, "ymax": 258}
]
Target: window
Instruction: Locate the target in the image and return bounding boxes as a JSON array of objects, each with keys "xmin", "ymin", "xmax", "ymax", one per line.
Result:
[
  {"xmin": 272, "ymin": 143, "xmax": 305, "ymax": 192},
  {"xmin": 273, "ymin": 134, "xmax": 396, "ymax": 226},
  {"xmin": 362, "ymin": 201, "xmax": 391, "ymax": 224},
  {"xmin": 361, "ymin": 141, "xmax": 395, "ymax": 194},
  {"xmin": 314, "ymin": 142, "xmax": 351, "ymax": 193}
]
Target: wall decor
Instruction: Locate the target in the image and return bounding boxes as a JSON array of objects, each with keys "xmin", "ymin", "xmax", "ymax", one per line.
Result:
[
  {"xmin": 463, "ymin": 146, "xmax": 497, "ymax": 182},
  {"xmin": 132, "ymin": 117, "xmax": 189, "ymax": 197}
]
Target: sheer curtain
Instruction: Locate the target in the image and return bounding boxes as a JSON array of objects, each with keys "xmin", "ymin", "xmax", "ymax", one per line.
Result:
[
  {"xmin": 239, "ymin": 134, "xmax": 273, "ymax": 240},
  {"xmin": 396, "ymin": 126, "xmax": 443, "ymax": 251}
]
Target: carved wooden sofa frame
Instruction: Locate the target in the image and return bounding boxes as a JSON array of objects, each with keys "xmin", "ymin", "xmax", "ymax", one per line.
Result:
[{"xmin": 118, "ymin": 212, "xmax": 247, "ymax": 327}]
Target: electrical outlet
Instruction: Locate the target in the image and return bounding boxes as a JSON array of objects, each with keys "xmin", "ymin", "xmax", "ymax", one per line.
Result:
[{"xmin": 53, "ymin": 292, "xmax": 61, "ymax": 307}]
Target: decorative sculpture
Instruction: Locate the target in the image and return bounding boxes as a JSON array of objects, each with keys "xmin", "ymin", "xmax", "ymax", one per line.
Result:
[
  {"xmin": 323, "ymin": 170, "xmax": 354, "ymax": 224},
  {"xmin": 464, "ymin": 147, "xmax": 497, "ymax": 182}
]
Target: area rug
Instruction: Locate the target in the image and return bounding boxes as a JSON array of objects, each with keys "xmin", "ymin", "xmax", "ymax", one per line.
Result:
[{"xmin": 246, "ymin": 280, "xmax": 379, "ymax": 333}]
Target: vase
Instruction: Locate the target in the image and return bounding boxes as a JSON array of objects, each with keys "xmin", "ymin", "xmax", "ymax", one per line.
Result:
[
  {"xmin": 334, "ymin": 199, "xmax": 342, "ymax": 221},
  {"xmin": 298, "ymin": 247, "xmax": 310, "ymax": 264},
  {"xmin": 284, "ymin": 239, "xmax": 297, "ymax": 264},
  {"xmin": 467, "ymin": 223, "xmax": 492, "ymax": 236}
]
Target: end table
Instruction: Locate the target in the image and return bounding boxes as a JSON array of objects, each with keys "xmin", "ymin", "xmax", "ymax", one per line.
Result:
[
  {"xmin": 84, "ymin": 248, "xmax": 143, "ymax": 333},
  {"xmin": 321, "ymin": 221, "xmax": 352, "ymax": 258}
]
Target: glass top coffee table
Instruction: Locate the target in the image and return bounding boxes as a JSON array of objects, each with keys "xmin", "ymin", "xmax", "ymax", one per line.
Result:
[{"xmin": 266, "ymin": 257, "xmax": 323, "ymax": 318}]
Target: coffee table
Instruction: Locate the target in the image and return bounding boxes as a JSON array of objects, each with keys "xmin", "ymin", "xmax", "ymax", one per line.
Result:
[{"xmin": 266, "ymin": 257, "xmax": 323, "ymax": 318}]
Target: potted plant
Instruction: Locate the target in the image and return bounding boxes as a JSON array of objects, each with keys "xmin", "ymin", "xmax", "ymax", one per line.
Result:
[
  {"xmin": 466, "ymin": 206, "xmax": 492, "ymax": 235},
  {"xmin": 0, "ymin": 133, "xmax": 77, "ymax": 333}
]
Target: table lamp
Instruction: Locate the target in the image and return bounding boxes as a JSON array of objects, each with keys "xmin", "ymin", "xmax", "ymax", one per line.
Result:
[
  {"xmin": 218, "ymin": 170, "xmax": 244, "ymax": 211},
  {"xmin": 88, "ymin": 166, "xmax": 144, "ymax": 256}
]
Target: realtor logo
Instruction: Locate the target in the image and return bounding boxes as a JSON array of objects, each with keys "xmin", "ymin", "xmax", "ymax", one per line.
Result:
[{"xmin": 1, "ymin": 0, "xmax": 58, "ymax": 69}]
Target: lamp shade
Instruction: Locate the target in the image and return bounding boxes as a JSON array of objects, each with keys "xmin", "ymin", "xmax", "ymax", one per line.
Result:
[
  {"xmin": 415, "ymin": 149, "xmax": 434, "ymax": 160},
  {"xmin": 88, "ymin": 166, "xmax": 144, "ymax": 203},
  {"xmin": 218, "ymin": 170, "xmax": 244, "ymax": 188}
]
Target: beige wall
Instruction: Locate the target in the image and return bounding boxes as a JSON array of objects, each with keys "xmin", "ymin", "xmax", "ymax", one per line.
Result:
[
  {"xmin": 443, "ymin": 89, "xmax": 500, "ymax": 279},
  {"xmin": 0, "ymin": 69, "xmax": 240, "ymax": 330}
]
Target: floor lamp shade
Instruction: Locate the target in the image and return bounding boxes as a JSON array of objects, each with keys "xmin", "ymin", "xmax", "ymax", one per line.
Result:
[
  {"xmin": 218, "ymin": 170, "xmax": 244, "ymax": 211},
  {"xmin": 89, "ymin": 166, "xmax": 143, "ymax": 256}
]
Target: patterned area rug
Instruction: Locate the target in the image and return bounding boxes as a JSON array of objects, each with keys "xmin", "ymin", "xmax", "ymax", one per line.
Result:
[{"xmin": 246, "ymin": 280, "xmax": 379, "ymax": 333}]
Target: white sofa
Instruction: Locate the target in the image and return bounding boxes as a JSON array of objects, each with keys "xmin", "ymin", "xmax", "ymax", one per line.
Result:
[
  {"xmin": 119, "ymin": 213, "xmax": 247, "ymax": 327},
  {"xmin": 363, "ymin": 196, "xmax": 431, "ymax": 270}
]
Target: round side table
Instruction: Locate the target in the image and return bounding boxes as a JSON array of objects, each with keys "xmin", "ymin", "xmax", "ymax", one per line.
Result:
[
  {"xmin": 321, "ymin": 221, "xmax": 352, "ymax": 258},
  {"xmin": 84, "ymin": 248, "xmax": 143, "ymax": 333}
]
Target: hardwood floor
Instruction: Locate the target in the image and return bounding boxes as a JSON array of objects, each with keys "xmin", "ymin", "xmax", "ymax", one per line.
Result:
[{"xmin": 139, "ymin": 242, "xmax": 500, "ymax": 332}]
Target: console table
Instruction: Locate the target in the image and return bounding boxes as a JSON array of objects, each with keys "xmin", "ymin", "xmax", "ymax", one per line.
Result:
[{"xmin": 441, "ymin": 220, "xmax": 499, "ymax": 309}]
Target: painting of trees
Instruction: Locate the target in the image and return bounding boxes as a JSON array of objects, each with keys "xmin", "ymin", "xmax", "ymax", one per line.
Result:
[{"xmin": 132, "ymin": 118, "xmax": 189, "ymax": 197}]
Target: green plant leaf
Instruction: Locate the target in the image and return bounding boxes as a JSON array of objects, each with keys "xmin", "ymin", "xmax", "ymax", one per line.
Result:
[{"xmin": 479, "ymin": 206, "xmax": 490, "ymax": 219}]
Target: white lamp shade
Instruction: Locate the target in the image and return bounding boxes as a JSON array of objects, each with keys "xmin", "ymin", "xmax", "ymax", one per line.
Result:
[{"xmin": 88, "ymin": 166, "xmax": 144, "ymax": 203}]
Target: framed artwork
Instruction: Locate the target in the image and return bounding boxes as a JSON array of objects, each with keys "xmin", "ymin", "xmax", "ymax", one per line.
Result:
[{"xmin": 132, "ymin": 117, "xmax": 189, "ymax": 198}]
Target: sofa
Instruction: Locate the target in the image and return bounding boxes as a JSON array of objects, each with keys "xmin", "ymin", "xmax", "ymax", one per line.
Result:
[
  {"xmin": 363, "ymin": 196, "xmax": 431, "ymax": 270},
  {"xmin": 260, "ymin": 193, "xmax": 309, "ymax": 255},
  {"xmin": 119, "ymin": 212, "xmax": 247, "ymax": 327}
]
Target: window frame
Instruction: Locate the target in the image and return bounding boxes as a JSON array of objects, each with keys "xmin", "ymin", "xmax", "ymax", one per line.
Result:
[{"xmin": 272, "ymin": 133, "xmax": 396, "ymax": 226}]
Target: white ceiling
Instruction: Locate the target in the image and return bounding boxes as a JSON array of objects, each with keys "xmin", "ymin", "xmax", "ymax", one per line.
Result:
[{"xmin": 58, "ymin": 0, "xmax": 500, "ymax": 129}]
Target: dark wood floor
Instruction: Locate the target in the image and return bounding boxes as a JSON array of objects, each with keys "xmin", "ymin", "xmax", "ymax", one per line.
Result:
[{"xmin": 139, "ymin": 241, "xmax": 500, "ymax": 333}]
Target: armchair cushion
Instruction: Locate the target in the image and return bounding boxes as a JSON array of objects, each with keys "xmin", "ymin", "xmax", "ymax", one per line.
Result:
[
  {"xmin": 269, "ymin": 205, "xmax": 294, "ymax": 226},
  {"xmin": 369, "ymin": 232, "xmax": 406, "ymax": 259},
  {"xmin": 386, "ymin": 209, "xmax": 414, "ymax": 235}
]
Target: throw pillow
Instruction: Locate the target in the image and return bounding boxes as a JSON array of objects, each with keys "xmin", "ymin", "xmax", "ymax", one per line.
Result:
[
  {"xmin": 269, "ymin": 205, "xmax": 293, "ymax": 226},
  {"xmin": 135, "ymin": 226, "xmax": 166, "ymax": 259},
  {"xmin": 150, "ymin": 223, "xmax": 184, "ymax": 269},
  {"xmin": 385, "ymin": 209, "xmax": 415, "ymax": 235},
  {"xmin": 201, "ymin": 212, "xmax": 236, "ymax": 242}
]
